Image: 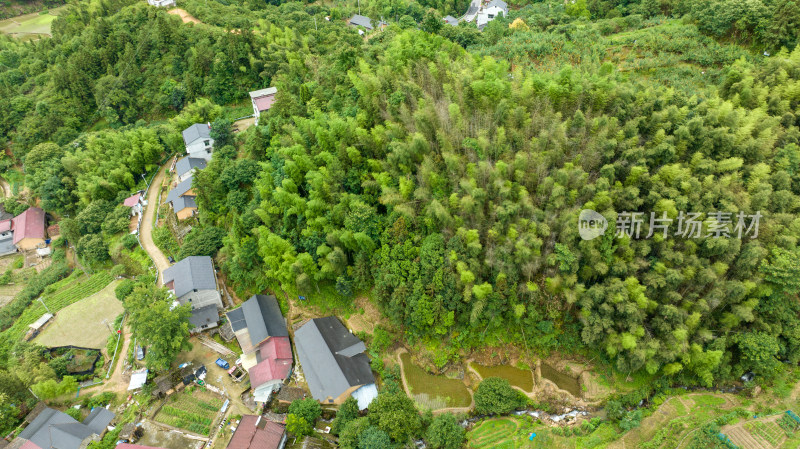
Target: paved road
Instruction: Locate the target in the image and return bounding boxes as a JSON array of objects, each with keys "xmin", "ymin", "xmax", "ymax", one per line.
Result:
[{"xmin": 140, "ymin": 165, "xmax": 171, "ymax": 286}]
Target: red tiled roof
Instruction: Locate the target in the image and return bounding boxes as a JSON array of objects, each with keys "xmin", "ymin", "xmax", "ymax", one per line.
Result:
[
  {"xmin": 0, "ymin": 219, "xmax": 12, "ymax": 233},
  {"xmin": 253, "ymin": 95, "xmax": 276, "ymax": 112},
  {"xmin": 227, "ymin": 415, "xmax": 285, "ymax": 449},
  {"xmin": 12, "ymin": 207, "xmax": 45, "ymax": 245},
  {"xmin": 249, "ymin": 337, "xmax": 292, "ymax": 388},
  {"xmin": 19, "ymin": 441, "xmax": 42, "ymax": 449},
  {"xmin": 123, "ymin": 193, "xmax": 142, "ymax": 207}
]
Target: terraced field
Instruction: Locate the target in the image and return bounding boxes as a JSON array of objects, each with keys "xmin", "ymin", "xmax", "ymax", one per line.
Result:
[
  {"xmin": 471, "ymin": 363, "xmax": 534, "ymax": 391},
  {"xmin": 399, "ymin": 352, "xmax": 472, "ymax": 409},
  {"xmin": 2, "ymin": 271, "xmax": 113, "ymax": 342}
]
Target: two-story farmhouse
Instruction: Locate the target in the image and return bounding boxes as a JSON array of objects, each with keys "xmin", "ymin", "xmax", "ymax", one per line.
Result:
[
  {"xmin": 165, "ymin": 177, "xmax": 197, "ymax": 220},
  {"xmin": 122, "ymin": 191, "xmax": 146, "ymax": 217},
  {"xmin": 0, "ymin": 206, "xmax": 47, "ymax": 253},
  {"xmin": 175, "ymin": 156, "xmax": 207, "ymax": 182},
  {"xmin": 226, "ymin": 295, "xmax": 292, "ymax": 402},
  {"xmin": 163, "ymin": 256, "xmax": 222, "ymax": 333},
  {"xmin": 249, "ymin": 88, "xmax": 277, "ymax": 126},
  {"xmin": 182, "ymin": 124, "xmax": 214, "ymax": 160}
]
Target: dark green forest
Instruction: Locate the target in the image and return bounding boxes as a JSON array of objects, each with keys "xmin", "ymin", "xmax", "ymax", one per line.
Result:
[{"xmin": 0, "ymin": 0, "xmax": 799, "ymax": 432}]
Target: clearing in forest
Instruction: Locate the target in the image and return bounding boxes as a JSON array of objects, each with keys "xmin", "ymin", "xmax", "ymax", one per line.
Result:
[{"xmin": 167, "ymin": 8, "xmax": 201, "ymax": 24}]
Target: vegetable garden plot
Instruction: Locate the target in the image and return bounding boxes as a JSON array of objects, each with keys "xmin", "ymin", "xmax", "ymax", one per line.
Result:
[{"xmin": 154, "ymin": 388, "xmax": 224, "ymax": 436}]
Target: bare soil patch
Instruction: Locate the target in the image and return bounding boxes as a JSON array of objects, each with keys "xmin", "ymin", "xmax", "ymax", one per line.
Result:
[
  {"xmin": 344, "ymin": 295, "xmax": 385, "ymax": 334},
  {"xmin": 167, "ymin": 8, "xmax": 201, "ymax": 24}
]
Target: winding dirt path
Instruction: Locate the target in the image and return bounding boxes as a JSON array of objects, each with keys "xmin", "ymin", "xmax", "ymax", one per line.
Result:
[
  {"xmin": 140, "ymin": 165, "xmax": 170, "ymax": 286},
  {"xmin": 105, "ymin": 327, "xmax": 133, "ymax": 394}
]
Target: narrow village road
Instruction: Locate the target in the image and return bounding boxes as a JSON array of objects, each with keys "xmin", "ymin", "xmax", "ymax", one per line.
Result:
[
  {"xmin": 140, "ymin": 164, "xmax": 171, "ymax": 286},
  {"xmin": 106, "ymin": 328, "xmax": 133, "ymax": 394}
]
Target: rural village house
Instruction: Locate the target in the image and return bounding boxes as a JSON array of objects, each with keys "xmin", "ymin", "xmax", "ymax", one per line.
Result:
[
  {"xmin": 146, "ymin": 0, "xmax": 175, "ymax": 7},
  {"xmin": 10, "ymin": 406, "xmax": 115, "ymax": 449},
  {"xmin": 163, "ymin": 256, "xmax": 223, "ymax": 332},
  {"xmin": 122, "ymin": 191, "xmax": 146, "ymax": 217},
  {"xmin": 175, "ymin": 156, "xmax": 207, "ymax": 182},
  {"xmin": 248, "ymin": 88, "xmax": 277, "ymax": 126},
  {"xmin": 165, "ymin": 176, "xmax": 197, "ymax": 220},
  {"xmin": 294, "ymin": 317, "xmax": 378, "ymax": 410},
  {"xmin": 0, "ymin": 206, "xmax": 48, "ymax": 254},
  {"xmin": 181, "ymin": 123, "xmax": 214, "ymax": 161},
  {"xmin": 476, "ymin": 0, "xmax": 508, "ymax": 29},
  {"xmin": 226, "ymin": 415, "xmax": 287, "ymax": 449},
  {"xmin": 226, "ymin": 295, "xmax": 292, "ymax": 403}
]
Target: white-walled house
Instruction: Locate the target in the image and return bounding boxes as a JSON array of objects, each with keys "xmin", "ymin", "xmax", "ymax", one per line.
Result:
[
  {"xmin": 477, "ymin": 0, "xmax": 508, "ymax": 29},
  {"xmin": 182, "ymin": 123, "xmax": 214, "ymax": 161},
  {"xmin": 163, "ymin": 256, "xmax": 223, "ymax": 332},
  {"xmin": 147, "ymin": 0, "xmax": 176, "ymax": 7},
  {"xmin": 249, "ymin": 87, "xmax": 277, "ymax": 126}
]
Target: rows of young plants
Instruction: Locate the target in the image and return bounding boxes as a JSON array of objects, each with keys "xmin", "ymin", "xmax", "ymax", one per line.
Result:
[
  {"xmin": 154, "ymin": 389, "xmax": 223, "ymax": 436},
  {"xmin": 43, "ymin": 271, "xmax": 113, "ymax": 310}
]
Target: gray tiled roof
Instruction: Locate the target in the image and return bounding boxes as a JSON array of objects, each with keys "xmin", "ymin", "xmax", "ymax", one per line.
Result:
[
  {"xmin": 189, "ymin": 304, "xmax": 220, "ymax": 329},
  {"xmin": 171, "ymin": 195, "xmax": 197, "ymax": 214},
  {"xmin": 18, "ymin": 407, "xmax": 114, "ymax": 449},
  {"xmin": 176, "ymin": 157, "xmax": 207, "ymax": 178},
  {"xmin": 83, "ymin": 407, "xmax": 114, "ymax": 435},
  {"xmin": 163, "ymin": 256, "xmax": 216, "ymax": 298},
  {"xmin": 166, "ymin": 176, "xmax": 194, "ymax": 204},
  {"xmin": 294, "ymin": 317, "xmax": 373, "ymax": 402},
  {"xmin": 349, "ymin": 14, "xmax": 373, "ymax": 29},
  {"xmin": 243, "ymin": 295, "xmax": 288, "ymax": 344},
  {"xmin": 182, "ymin": 123, "xmax": 211, "ymax": 146},
  {"xmin": 488, "ymin": 0, "xmax": 508, "ymax": 10},
  {"xmin": 249, "ymin": 87, "xmax": 278, "ymax": 99}
]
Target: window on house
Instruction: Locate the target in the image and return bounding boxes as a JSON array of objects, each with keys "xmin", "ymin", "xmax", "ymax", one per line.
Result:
[{"xmin": 204, "ymin": 140, "xmax": 210, "ymax": 146}]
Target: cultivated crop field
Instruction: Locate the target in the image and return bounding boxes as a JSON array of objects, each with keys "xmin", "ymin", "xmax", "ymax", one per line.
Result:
[
  {"xmin": 3, "ymin": 271, "xmax": 113, "ymax": 342},
  {"xmin": 399, "ymin": 352, "xmax": 472, "ymax": 409},
  {"xmin": 154, "ymin": 388, "xmax": 223, "ymax": 436},
  {"xmin": 0, "ymin": 6, "xmax": 65, "ymax": 39},
  {"xmin": 468, "ymin": 417, "xmax": 553, "ymax": 448},
  {"xmin": 36, "ymin": 280, "xmax": 122, "ymax": 348},
  {"xmin": 471, "ymin": 363, "xmax": 534, "ymax": 391}
]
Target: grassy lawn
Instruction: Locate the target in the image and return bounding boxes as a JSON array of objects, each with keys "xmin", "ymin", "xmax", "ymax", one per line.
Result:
[
  {"xmin": 155, "ymin": 387, "xmax": 224, "ymax": 436},
  {"xmin": 36, "ymin": 279, "xmax": 122, "ymax": 349},
  {"xmin": 399, "ymin": 352, "xmax": 472, "ymax": 409},
  {"xmin": 472, "ymin": 363, "xmax": 534, "ymax": 392}
]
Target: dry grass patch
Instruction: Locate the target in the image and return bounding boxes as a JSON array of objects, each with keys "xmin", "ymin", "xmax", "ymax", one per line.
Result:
[{"xmin": 36, "ymin": 280, "xmax": 122, "ymax": 348}]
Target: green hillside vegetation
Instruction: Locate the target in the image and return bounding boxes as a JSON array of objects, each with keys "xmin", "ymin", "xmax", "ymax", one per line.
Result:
[{"xmin": 0, "ymin": 0, "xmax": 798, "ymax": 443}]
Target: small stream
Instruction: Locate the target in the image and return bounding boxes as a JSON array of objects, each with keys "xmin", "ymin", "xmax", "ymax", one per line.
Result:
[{"xmin": 540, "ymin": 362, "xmax": 582, "ymax": 397}]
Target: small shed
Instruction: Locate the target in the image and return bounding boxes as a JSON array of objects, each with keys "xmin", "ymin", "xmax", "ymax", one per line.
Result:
[
  {"xmin": 29, "ymin": 313, "xmax": 53, "ymax": 331},
  {"xmin": 128, "ymin": 368, "xmax": 148, "ymax": 391}
]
